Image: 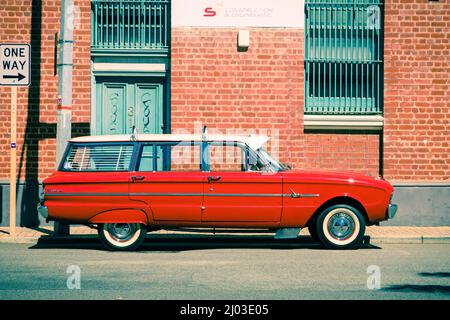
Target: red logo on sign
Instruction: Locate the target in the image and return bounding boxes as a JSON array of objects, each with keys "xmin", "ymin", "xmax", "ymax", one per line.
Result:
[{"xmin": 204, "ymin": 7, "xmax": 216, "ymax": 17}]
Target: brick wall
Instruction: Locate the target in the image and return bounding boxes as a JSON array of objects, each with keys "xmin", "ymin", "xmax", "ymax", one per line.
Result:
[
  {"xmin": 0, "ymin": 0, "xmax": 91, "ymax": 182},
  {"xmin": 383, "ymin": 0, "xmax": 450, "ymax": 182},
  {"xmin": 0, "ymin": 1, "xmax": 448, "ymax": 183},
  {"xmin": 303, "ymin": 134, "xmax": 380, "ymax": 175},
  {"xmin": 171, "ymin": 28, "xmax": 381, "ymax": 177},
  {"xmin": 170, "ymin": 28, "xmax": 304, "ymax": 171}
]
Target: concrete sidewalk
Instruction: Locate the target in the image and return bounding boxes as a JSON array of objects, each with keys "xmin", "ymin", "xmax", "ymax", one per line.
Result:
[{"xmin": 0, "ymin": 225, "xmax": 449, "ymax": 244}]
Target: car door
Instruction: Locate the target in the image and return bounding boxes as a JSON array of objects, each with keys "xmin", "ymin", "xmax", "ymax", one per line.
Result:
[
  {"xmin": 129, "ymin": 141, "xmax": 205, "ymax": 221},
  {"xmin": 201, "ymin": 141, "xmax": 283, "ymax": 223}
]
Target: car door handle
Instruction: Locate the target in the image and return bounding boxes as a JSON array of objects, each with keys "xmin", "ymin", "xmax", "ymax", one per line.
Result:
[
  {"xmin": 208, "ymin": 176, "xmax": 221, "ymax": 183},
  {"xmin": 131, "ymin": 175, "xmax": 145, "ymax": 182}
]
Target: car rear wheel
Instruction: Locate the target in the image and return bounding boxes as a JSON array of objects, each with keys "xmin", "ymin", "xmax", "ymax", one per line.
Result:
[
  {"xmin": 316, "ymin": 205, "xmax": 365, "ymax": 249},
  {"xmin": 98, "ymin": 223, "xmax": 146, "ymax": 251}
]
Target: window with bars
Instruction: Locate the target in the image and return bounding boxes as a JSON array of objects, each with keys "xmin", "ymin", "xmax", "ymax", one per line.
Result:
[
  {"xmin": 304, "ymin": 0, "xmax": 383, "ymax": 115},
  {"xmin": 91, "ymin": 0, "xmax": 169, "ymax": 51}
]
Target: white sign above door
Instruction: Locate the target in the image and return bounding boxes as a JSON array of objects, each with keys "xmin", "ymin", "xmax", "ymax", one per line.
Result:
[{"xmin": 172, "ymin": 0, "xmax": 304, "ymax": 28}]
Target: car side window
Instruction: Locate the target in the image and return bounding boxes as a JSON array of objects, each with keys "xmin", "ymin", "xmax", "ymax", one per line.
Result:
[
  {"xmin": 138, "ymin": 145, "xmax": 157, "ymax": 171},
  {"xmin": 247, "ymin": 149, "xmax": 267, "ymax": 172},
  {"xmin": 209, "ymin": 141, "xmax": 248, "ymax": 172},
  {"xmin": 138, "ymin": 142, "xmax": 201, "ymax": 172}
]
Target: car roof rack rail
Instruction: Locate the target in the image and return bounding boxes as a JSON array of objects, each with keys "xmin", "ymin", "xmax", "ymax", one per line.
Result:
[
  {"xmin": 202, "ymin": 125, "xmax": 207, "ymax": 141},
  {"xmin": 130, "ymin": 126, "xmax": 137, "ymax": 142}
]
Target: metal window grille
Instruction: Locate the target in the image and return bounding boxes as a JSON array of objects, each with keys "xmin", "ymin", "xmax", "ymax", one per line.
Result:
[
  {"xmin": 305, "ymin": 0, "xmax": 384, "ymax": 114},
  {"xmin": 63, "ymin": 144, "xmax": 134, "ymax": 171},
  {"xmin": 91, "ymin": 0, "xmax": 169, "ymax": 51}
]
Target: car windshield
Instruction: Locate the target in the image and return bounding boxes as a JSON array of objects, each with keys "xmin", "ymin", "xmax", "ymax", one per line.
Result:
[{"xmin": 256, "ymin": 147, "xmax": 290, "ymax": 172}]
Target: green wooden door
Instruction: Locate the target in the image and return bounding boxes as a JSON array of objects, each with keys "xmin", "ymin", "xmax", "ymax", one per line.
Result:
[{"xmin": 95, "ymin": 77, "xmax": 164, "ymax": 135}]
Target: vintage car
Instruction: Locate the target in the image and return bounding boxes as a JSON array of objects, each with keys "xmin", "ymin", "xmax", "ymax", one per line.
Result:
[{"xmin": 38, "ymin": 132, "xmax": 397, "ymax": 251}]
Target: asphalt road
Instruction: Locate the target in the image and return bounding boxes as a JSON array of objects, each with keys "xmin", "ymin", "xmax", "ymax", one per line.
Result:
[{"xmin": 0, "ymin": 234, "xmax": 449, "ymax": 300}]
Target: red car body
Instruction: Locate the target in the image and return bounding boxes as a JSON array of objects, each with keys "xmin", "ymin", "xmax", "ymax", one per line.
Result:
[
  {"xmin": 38, "ymin": 133, "xmax": 397, "ymax": 250},
  {"xmin": 42, "ymin": 169, "xmax": 393, "ymax": 228}
]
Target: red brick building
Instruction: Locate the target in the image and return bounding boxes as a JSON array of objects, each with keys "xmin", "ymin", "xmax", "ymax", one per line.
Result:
[{"xmin": 0, "ymin": 0, "xmax": 448, "ymax": 226}]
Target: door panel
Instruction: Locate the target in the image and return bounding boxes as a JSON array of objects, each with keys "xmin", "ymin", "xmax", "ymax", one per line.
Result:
[
  {"xmin": 95, "ymin": 77, "xmax": 164, "ymax": 135},
  {"xmin": 129, "ymin": 172, "xmax": 205, "ymax": 221},
  {"xmin": 135, "ymin": 83, "xmax": 163, "ymax": 134},
  {"xmin": 98, "ymin": 83, "xmax": 127, "ymax": 134},
  {"xmin": 202, "ymin": 172, "xmax": 283, "ymax": 222}
]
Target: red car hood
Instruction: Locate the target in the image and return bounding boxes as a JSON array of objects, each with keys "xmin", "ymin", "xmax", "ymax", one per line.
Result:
[{"xmin": 281, "ymin": 170, "xmax": 393, "ymax": 191}]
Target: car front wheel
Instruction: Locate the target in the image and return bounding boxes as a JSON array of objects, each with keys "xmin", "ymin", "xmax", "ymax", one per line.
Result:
[
  {"xmin": 316, "ymin": 205, "xmax": 366, "ymax": 249},
  {"xmin": 98, "ymin": 223, "xmax": 146, "ymax": 251}
]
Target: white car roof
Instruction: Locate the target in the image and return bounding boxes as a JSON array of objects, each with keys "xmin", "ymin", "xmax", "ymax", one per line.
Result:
[{"xmin": 70, "ymin": 134, "xmax": 269, "ymax": 150}]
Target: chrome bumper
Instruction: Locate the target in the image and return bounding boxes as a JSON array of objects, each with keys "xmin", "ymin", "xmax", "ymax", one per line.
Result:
[
  {"xmin": 388, "ymin": 204, "xmax": 398, "ymax": 219},
  {"xmin": 37, "ymin": 202, "xmax": 49, "ymax": 219}
]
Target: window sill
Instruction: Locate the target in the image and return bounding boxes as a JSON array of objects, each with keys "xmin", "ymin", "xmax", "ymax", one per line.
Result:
[{"xmin": 303, "ymin": 115, "xmax": 384, "ymax": 131}]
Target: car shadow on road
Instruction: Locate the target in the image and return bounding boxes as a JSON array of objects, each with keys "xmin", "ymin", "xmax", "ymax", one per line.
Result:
[
  {"xmin": 382, "ymin": 284, "xmax": 450, "ymax": 295},
  {"xmin": 382, "ymin": 272, "xmax": 450, "ymax": 295},
  {"xmin": 28, "ymin": 234, "xmax": 380, "ymax": 252},
  {"xmin": 418, "ymin": 272, "xmax": 450, "ymax": 278}
]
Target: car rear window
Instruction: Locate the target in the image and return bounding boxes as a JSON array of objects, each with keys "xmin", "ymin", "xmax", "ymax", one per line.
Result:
[{"xmin": 62, "ymin": 143, "xmax": 134, "ymax": 172}]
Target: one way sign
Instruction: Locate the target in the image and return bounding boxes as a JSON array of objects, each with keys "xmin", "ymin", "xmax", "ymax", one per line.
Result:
[{"xmin": 0, "ymin": 44, "xmax": 30, "ymax": 86}]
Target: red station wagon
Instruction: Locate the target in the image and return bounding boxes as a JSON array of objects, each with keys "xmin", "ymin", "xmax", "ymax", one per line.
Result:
[{"xmin": 38, "ymin": 131, "xmax": 397, "ymax": 251}]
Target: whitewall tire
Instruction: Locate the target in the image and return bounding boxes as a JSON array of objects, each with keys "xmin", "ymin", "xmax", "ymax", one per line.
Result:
[
  {"xmin": 316, "ymin": 205, "xmax": 366, "ymax": 249},
  {"xmin": 98, "ymin": 223, "xmax": 146, "ymax": 251}
]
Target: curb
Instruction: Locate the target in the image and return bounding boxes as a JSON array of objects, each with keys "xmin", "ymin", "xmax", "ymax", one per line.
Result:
[{"xmin": 364, "ymin": 236, "xmax": 450, "ymax": 244}]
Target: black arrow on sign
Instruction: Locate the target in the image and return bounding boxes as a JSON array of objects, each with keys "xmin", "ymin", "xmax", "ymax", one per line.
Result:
[{"xmin": 2, "ymin": 73, "xmax": 26, "ymax": 81}]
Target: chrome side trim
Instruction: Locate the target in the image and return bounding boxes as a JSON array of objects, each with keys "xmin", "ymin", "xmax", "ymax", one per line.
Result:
[
  {"xmin": 45, "ymin": 192, "xmax": 320, "ymax": 198},
  {"xmin": 205, "ymin": 193, "xmax": 281, "ymax": 197},
  {"xmin": 46, "ymin": 193, "xmax": 129, "ymax": 197},
  {"xmin": 134, "ymin": 193, "xmax": 284, "ymax": 197},
  {"xmin": 286, "ymin": 193, "xmax": 320, "ymax": 198}
]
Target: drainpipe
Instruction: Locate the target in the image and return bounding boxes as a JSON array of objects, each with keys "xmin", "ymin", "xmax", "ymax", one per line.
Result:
[{"xmin": 54, "ymin": 0, "xmax": 74, "ymax": 236}]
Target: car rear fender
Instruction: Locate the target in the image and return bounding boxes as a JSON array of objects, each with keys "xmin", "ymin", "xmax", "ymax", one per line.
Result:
[{"xmin": 88, "ymin": 209, "xmax": 149, "ymax": 225}]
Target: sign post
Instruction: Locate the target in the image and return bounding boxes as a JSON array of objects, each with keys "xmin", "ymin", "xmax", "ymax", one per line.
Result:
[
  {"xmin": 10, "ymin": 86, "xmax": 17, "ymax": 237},
  {"xmin": 0, "ymin": 44, "xmax": 31, "ymax": 237}
]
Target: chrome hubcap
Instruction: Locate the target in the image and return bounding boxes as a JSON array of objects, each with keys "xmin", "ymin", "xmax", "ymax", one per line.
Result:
[
  {"xmin": 328, "ymin": 212, "xmax": 355, "ymax": 240},
  {"xmin": 107, "ymin": 223, "xmax": 137, "ymax": 242}
]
